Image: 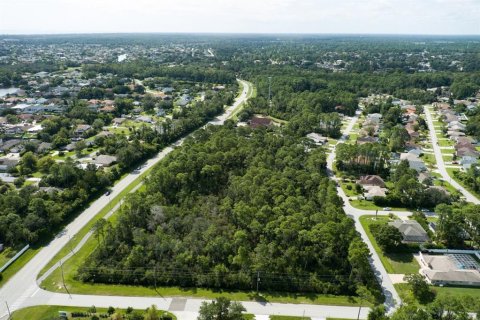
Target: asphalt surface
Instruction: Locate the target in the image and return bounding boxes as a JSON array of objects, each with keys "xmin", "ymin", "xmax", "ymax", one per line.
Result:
[
  {"xmin": 327, "ymin": 111, "xmax": 403, "ymax": 313},
  {"xmin": 424, "ymin": 106, "xmax": 480, "ymax": 204},
  {"xmin": 6, "ymin": 98, "xmax": 462, "ymax": 320},
  {"xmin": 0, "ymin": 80, "xmax": 255, "ymax": 320}
]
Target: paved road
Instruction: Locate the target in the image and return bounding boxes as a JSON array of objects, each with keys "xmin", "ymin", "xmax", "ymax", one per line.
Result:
[
  {"xmin": 1, "ymin": 97, "xmax": 396, "ymax": 320},
  {"xmin": 0, "ymin": 79, "xmax": 253, "ymax": 320},
  {"xmin": 326, "ymin": 111, "xmax": 403, "ymax": 313},
  {"xmin": 424, "ymin": 106, "xmax": 480, "ymax": 204}
]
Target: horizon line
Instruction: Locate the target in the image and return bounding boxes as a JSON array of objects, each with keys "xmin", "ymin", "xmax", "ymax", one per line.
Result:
[{"xmin": 1, "ymin": 31, "xmax": 480, "ymax": 38}]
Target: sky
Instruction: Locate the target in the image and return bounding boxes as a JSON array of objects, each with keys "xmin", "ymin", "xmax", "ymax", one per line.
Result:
[{"xmin": 1, "ymin": 0, "xmax": 479, "ymax": 35}]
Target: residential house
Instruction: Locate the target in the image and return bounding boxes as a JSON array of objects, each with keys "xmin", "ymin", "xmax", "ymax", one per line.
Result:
[
  {"xmin": 0, "ymin": 153, "xmax": 21, "ymax": 172},
  {"xmin": 112, "ymin": 118, "xmax": 126, "ymax": 126},
  {"xmin": 176, "ymin": 94, "xmax": 191, "ymax": 107},
  {"xmin": 420, "ymin": 253, "xmax": 480, "ymax": 287},
  {"xmin": 306, "ymin": 133, "xmax": 328, "ymax": 145},
  {"xmin": 75, "ymin": 124, "xmax": 92, "ymax": 136},
  {"xmin": 37, "ymin": 142, "xmax": 52, "ymax": 153},
  {"xmin": 92, "ymin": 155, "xmax": 117, "ymax": 167},
  {"xmin": 460, "ymin": 156, "xmax": 478, "ymax": 170},
  {"xmin": 364, "ymin": 186, "xmax": 387, "ymax": 200},
  {"xmin": 136, "ymin": 115, "xmax": 153, "ymax": 123},
  {"xmin": 388, "ymin": 220, "xmax": 429, "ymax": 243},
  {"xmin": 400, "ymin": 152, "xmax": 426, "ymax": 172},
  {"xmin": 357, "ymin": 175, "xmax": 385, "ymax": 188}
]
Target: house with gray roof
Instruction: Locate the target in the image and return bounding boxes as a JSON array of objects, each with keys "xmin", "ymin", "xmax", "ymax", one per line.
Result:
[{"xmin": 388, "ymin": 220, "xmax": 429, "ymax": 243}]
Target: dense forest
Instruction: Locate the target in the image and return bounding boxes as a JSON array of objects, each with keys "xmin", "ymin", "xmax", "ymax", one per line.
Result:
[{"xmin": 79, "ymin": 126, "xmax": 381, "ymax": 299}]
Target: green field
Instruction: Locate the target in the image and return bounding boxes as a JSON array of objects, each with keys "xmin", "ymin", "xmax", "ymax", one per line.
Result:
[
  {"xmin": 359, "ymin": 216, "xmax": 420, "ymax": 274},
  {"xmin": 395, "ymin": 283, "xmax": 480, "ymax": 310},
  {"xmin": 340, "ymin": 181, "xmax": 361, "ymax": 197},
  {"xmin": 350, "ymin": 200, "xmax": 407, "ymax": 212},
  {"xmin": 0, "ymin": 248, "xmax": 16, "ymax": 267},
  {"xmin": 0, "ymin": 247, "xmax": 40, "ymax": 288},
  {"xmin": 11, "ymin": 305, "xmax": 176, "ymax": 320},
  {"xmin": 445, "ymin": 168, "xmax": 480, "ymax": 199},
  {"xmin": 437, "ymin": 139, "xmax": 454, "ymax": 147},
  {"xmin": 421, "ymin": 153, "xmax": 436, "ymax": 167}
]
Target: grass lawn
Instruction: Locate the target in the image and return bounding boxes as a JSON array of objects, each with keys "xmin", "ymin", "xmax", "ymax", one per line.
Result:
[
  {"xmin": 395, "ymin": 283, "xmax": 480, "ymax": 310},
  {"xmin": 442, "ymin": 154, "xmax": 454, "ymax": 162},
  {"xmin": 328, "ymin": 139, "xmax": 338, "ymax": 147},
  {"xmin": 437, "ymin": 139, "xmax": 454, "ymax": 147},
  {"xmin": 52, "ymin": 151, "xmax": 76, "ymax": 161},
  {"xmin": 267, "ymin": 115, "xmax": 289, "ymax": 124},
  {"xmin": 421, "ymin": 154, "xmax": 436, "ymax": 167},
  {"xmin": 31, "ymin": 171, "xmax": 43, "ymax": 178},
  {"xmin": 348, "ymin": 133, "xmax": 358, "ymax": 144},
  {"xmin": 350, "ymin": 200, "xmax": 407, "ymax": 212},
  {"xmin": 359, "ymin": 216, "xmax": 420, "ymax": 274},
  {"xmin": 11, "ymin": 305, "xmax": 175, "ymax": 320},
  {"xmin": 433, "ymin": 179, "xmax": 459, "ymax": 195},
  {"xmin": 446, "ymin": 168, "xmax": 480, "ymax": 199},
  {"xmin": 0, "ymin": 247, "xmax": 40, "ymax": 288},
  {"xmin": 440, "ymin": 148, "xmax": 455, "ymax": 155},
  {"xmin": 340, "ymin": 181, "xmax": 360, "ymax": 197},
  {"xmin": 0, "ymin": 247, "xmax": 17, "ymax": 267}
]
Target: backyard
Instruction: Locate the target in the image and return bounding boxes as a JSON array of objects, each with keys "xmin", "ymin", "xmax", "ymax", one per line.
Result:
[{"xmin": 359, "ymin": 215, "xmax": 420, "ymax": 274}]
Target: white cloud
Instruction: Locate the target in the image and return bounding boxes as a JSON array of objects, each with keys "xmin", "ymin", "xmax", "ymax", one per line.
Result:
[{"xmin": 0, "ymin": 0, "xmax": 478, "ymax": 34}]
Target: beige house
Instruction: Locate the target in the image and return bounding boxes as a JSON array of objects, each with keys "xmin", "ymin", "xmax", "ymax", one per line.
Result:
[{"xmin": 419, "ymin": 253, "xmax": 480, "ymax": 287}]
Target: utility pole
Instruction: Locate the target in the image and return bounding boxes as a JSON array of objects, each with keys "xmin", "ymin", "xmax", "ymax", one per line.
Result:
[
  {"xmin": 60, "ymin": 260, "xmax": 71, "ymax": 299},
  {"xmin": 154, "ymin": 264, "xmax": 157, "ymax": 293},
  {"xmin": 268, "ymin": 77, "xmax": 272, "ymax": 106},
  {"xmin": 5, "ymin": 301, "xmax": 11, "ymax": 320},
  {"xmin": 256, "ymin": 271, "xmax": 261, "ymax": 293}
]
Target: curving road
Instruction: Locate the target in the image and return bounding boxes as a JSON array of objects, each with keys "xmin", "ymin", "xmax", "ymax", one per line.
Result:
[
  {"xmin": 424, "ymin": 106, "xmax": 480, "ymax": 204},
  {"xmin": 2, "ymin": 96, "xmax": 406, "ymax": 320},
  {"xmin": 327, "ymin": 111, "xmax": 403, "ymax": 313}
]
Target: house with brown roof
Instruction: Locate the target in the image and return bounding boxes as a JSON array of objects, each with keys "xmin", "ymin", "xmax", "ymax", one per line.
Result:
[
  {"xmin": 357, "ymin": 175, "xmax": 385, "ymax": 188},
  {"xmin": 99, "ymin": 105, "xmax": 115, "ymax": 113}
]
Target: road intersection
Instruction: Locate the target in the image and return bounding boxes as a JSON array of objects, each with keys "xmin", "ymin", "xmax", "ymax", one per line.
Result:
[{"xmin": 3, "ymin": 100, "xmax": 477, "ymax": 320}]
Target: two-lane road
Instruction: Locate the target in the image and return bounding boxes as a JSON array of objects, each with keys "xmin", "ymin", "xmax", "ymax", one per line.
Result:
[
  {"xmin": 0, "ymin": 79, "xmax": 253, "ymax": 320},
  {"xmin": 424, "ymin": 106, "xmax": 479, "ymax": 204},
  {"xmin": 327, "ymin": 111, "xmax": 402, "ymax": 313}
]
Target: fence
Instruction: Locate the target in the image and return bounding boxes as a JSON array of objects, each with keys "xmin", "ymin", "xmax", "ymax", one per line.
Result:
[{"xmin": 0, "ymin": 245, "xmax": 30, "ymax": 273}]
